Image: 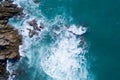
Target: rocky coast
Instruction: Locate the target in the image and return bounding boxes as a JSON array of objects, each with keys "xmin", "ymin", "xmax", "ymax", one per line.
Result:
[{"xmin": 0, "ymin": 0, "xmax": 23, "ymax": 80}]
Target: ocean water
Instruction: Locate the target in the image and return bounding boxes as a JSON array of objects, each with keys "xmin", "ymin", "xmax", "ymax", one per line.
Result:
[{"xmin": 7, "ymin": 0, "xmax": 120, "ymax": 80}]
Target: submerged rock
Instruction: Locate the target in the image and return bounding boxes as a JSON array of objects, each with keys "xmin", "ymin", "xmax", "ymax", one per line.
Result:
[
  {"xmin": 34, "ymin": 0, "xmax": 40, "ymax": 4},
  {"xmin": 27, "ymin": 19, "xmax": 44, "ymax": 38},
  {"xmin": 0, "ymin": 0, "xmax": 23, "ymax": 80}
]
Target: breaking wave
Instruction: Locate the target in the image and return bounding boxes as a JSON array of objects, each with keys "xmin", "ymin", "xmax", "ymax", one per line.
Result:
[{"xmin": 7, "ymin": 0, "xmax": 92, "ymax": 80}]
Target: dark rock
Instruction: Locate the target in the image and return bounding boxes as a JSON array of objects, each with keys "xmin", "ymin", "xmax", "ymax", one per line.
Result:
[
  {"xmin": 27, "ymin": 19, "xmax": 45, "ymax": 38},
  {"xmin": 27, "ymin": 28, "xmax": 38, "ymax": 38},
  {"xmin": 34, "ymin": 0, "xmax": 40, "ymax": 4}
]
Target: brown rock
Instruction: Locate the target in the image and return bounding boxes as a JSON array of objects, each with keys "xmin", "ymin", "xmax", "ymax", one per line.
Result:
[
  {"xmin": 0, "ymin": 12, "xmax": 13, "ymax": 18},
  {"xmin": 0, "ymin": 0, "xmax": 23, "ymax": 79},
  {"xmin": 0, "ymin": 20, "xmax": 8, "ymax": 24},
  {"xmin": 0, "ymin": 55, "xmax": 5, "ymax": 60}
]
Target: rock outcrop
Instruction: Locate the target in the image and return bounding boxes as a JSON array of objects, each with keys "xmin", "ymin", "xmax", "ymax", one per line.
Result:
[
  {"xmin": 27, "ymin": 19, "xmax": 44, "ymax": 38},
  {"xmin": 0, "ymin": 0, "xmax": 23, "ymax": 80}
]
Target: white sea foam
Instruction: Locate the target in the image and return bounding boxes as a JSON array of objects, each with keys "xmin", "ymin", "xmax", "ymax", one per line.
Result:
[
  {"xmin": 7, "ymin": 0, "xmax": 90, "ymax": 80},
  {"xmin": 68, "ymin": 25, "xmax": 87, "ymax": 35},
  {"xmin": 41, "ymin": 25, "xmax": 88, "ymax": 80}
]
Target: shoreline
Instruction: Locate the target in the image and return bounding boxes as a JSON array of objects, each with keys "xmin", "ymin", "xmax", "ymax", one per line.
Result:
[{"xmin": 0, "ymin": 0, "xmax": 23, "ymax": 79}]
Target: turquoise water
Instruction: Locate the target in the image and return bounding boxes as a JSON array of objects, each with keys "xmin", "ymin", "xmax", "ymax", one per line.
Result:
[{"xmin": 8, "ymin": 0, "xmax": 120, "ymax": 80}]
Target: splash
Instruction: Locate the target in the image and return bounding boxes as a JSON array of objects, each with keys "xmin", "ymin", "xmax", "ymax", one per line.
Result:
[
  {"xmin": 7, "ymin": 0, "xmax": 90, "ymax": 80},
  {"xmin": 41, "ymin": 25, "xmax": 88, "ymax": 80}
]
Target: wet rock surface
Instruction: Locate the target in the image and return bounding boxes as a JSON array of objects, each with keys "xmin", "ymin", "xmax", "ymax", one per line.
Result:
[
  {"xmin": 27, "ymin": 19, "xmax": 44, "ymax": 38},
  {"xmin": 0, "ymin": 0, "xmax": 23, "ymax": 80},
  {"xmin": 34, "ymin": 0, "xmax": 40, "ymax": 4}
]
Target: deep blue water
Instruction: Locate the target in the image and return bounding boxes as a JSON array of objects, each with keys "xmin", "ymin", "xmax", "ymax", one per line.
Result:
[{"xmin": 8, "ymin": 0, "xmax": 120, "ymax": 80}]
